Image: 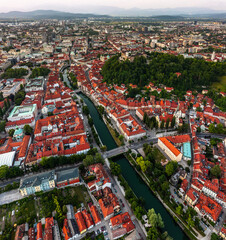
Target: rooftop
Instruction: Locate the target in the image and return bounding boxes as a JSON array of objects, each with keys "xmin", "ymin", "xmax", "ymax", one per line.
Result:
[
  {"xmin": 56, "ymin": 168, "xmax": 79, "ymax": 183},
  {"xmin": 8, "ymin": 104, "xmax": 37, "ymax": 118}
]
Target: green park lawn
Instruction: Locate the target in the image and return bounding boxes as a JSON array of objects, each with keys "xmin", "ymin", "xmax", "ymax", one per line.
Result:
[{"xmin": 212, "ymin": 76, "xmax": 226, "ymax": 92}]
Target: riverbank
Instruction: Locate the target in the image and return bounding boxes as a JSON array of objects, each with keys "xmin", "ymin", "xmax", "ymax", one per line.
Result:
[
  {"xmin": 105, "ymin": 158, "xmax": 148, "ymax": 237},
  {"xmin": 124, "ymin": 153, "xmax": 200, "ymax": 240},
  {"xmin": 78, "ymin": 92, "xmax": 189, "ymax": 240}
]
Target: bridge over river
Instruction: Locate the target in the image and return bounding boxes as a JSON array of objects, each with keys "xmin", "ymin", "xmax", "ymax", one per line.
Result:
[{"xmin": 78, "ymin": 92, "xmax": 189, "ymax": 240}]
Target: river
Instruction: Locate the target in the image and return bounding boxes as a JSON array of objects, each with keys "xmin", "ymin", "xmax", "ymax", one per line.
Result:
[{"xmin": 78, "ymin": 92, "xmax": 188, "ymax": 240}]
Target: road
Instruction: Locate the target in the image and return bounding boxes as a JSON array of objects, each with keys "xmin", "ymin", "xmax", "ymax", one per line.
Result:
[
  {"xmin": 104, "ymin": 165, "xmax": 146, "ymax": 240},
  {"xmin": 63, "ymin": 70, "xmax": 72, "ymax": 88},
  {"xmin": 0, "ymin": 189, "xmax": 23, "ymax": 205},
  {"xmin": 0, "ymin": 163, "xmax": 83, "ymax": 188},
  {"xmin": 104, "ymin": 136, "xmax": 159, "ymax": 158}
]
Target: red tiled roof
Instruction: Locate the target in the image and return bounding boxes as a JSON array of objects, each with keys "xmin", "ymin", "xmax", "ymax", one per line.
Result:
[
  {"xmin": 75, "ymin": 212, "xmax": 87, "ymax": 233},
  {"xmin": 159, "ymin": 137, "xmax": 181, "ymax": 157}
]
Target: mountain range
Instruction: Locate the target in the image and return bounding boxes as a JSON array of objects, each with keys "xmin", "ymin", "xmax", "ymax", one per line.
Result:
[
  {"xmin": 0, "ymin": 10, "xmax": 108, "ymax": 19},
  {"xmin": 0, "ymin": 8, "xmax": 225, "ymax": 19}
]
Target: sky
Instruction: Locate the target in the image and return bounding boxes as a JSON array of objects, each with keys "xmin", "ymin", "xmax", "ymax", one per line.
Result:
[{"xmin": 0, "ymin": 0, "xmax": 226, "ymax": 12}]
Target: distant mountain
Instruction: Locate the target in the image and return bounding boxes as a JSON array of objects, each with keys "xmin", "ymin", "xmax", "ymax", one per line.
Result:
[
  {"xmin": 0, "ymin": 10, "xmax": 109, "ymax": 19},
  {"xmin": 67, "ymin": 6, "xmax": 226, "ymax": 18},
  {"xmin": 0, "ymin": 9, "xmax": 225, "ymax": 20}
]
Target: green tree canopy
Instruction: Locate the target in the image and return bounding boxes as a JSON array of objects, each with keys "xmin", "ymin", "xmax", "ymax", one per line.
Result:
[
  {"xmin": 23, "ymin": 125, "xmax": 33, "ymax": 135},
  {"xmin": 210, "ymin": 165, "xmax": 221, "ymax": 178},
  {"xmin": 165, "ymin": 161, "xmax": 178, "ymax": 177}
]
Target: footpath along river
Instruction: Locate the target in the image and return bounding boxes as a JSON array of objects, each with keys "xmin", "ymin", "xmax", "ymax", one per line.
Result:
[{"xmin": 78, "ymin": 92, "xmax": 189, "ymax": 240}]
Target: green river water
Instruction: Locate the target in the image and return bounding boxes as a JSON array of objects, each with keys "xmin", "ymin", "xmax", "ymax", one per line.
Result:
[{"xmin": 78, "ymin": 93, "xmax": 189, "ymax": 240}]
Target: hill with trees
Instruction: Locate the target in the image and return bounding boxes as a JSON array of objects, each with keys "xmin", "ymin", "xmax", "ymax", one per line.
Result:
[{"xmin": 101, "ymin": 53, "xmax": 226, "ymax": 92}]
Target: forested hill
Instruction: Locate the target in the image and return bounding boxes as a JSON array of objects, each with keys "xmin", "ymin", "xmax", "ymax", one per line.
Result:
[{"xmin": 101, "ymin": 53, "xmax": 226, "ymax": 92}]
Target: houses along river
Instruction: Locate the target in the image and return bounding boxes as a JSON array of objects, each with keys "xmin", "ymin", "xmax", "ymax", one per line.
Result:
[{"xmin": 78, "ymin": 93, "xmax": 188, "ymax": 240}]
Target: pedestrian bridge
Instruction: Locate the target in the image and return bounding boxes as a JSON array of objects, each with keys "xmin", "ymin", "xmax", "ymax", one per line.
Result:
[{"xmin": 105, "ymin": 146, "xmax": 128, "ymax": 158}]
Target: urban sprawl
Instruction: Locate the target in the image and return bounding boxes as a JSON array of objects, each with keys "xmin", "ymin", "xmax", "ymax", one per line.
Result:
[{"xmin": 0, "ymin": 18, "xmax": 225, "ymax": 240}]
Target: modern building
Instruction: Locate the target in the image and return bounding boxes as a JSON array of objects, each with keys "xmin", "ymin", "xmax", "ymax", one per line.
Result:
[
  {"xmin": 0, "ymin": 151, "xmax": 16, "ymax": 167},
  {"xmin": 183, "ymin": 142, "xmax": 192, "ymax": 160},
  {"xmin": 8, "ymin": 104, "xmax": 38, "ymax": 122},
  {"xmin": 19, "ymin": 170, "xmax": 55, "ymax": 196}
]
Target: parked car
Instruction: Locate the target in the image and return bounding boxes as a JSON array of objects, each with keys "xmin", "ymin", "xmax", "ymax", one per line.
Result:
[
  {"xmin": 96, "ymin": 229, "xmax": 100, "ymax": 235},
  {"xmin": 101, "ymin": 226, "xmax": 106, "ymax": 232},
  {"xmin": 104, "ymin": 231, "xmax": 108, "ymax": 236}
]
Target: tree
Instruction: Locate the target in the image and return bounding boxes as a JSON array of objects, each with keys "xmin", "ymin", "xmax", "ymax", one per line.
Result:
[
  {"xmin": 0, "ymin": 121, "xmax": 6, "ymax": 132},
  {"xmin": 165, "ymin": 118, "xmax": 170, "ymax": 129},
  {"xmin": 110, "ymin": 161, "xmax": 121, "ymax": 176},
  {"xmin": 147, "ymin": 227, "xmax": 158, "ymax": 240},
  {"xmin": 94, "ymin": 153, "xmax": 104, "ymax": 164},
  {"xmin": 209, "ymin": 123, "xmax": 225, "ymax": 134},
  {"xmin": 83, "ymin": 155, "xmax": 94, "ymax": 167},
  {"xmin": 8, "ymin": 129, "xmax": 15, "ymax": 137},
  {"xmin": 148, "ymin": 208, "xmax": 164, "ymax": 229},
  {"xmin": 100, "ymin": 145, "xmax": 107, "ymax": 152},
  {"xmin": 210, "ymin": 138, "xmax": 222, "ymax": 147},
  {"xmin": 82, "ymin": 106, "xmax": 89, "ymax": 115},
  {"xmin": 176, "ymin": 205, "xmax": 183, "ymax": 216},
  {"xmin": 0, "ymin": 107, "xmax": 3, "ymax": 118},
  {"xmin": 0, "ymin": 165, "xmax": 8, "ymax": 179},
  {"xmin": 208, "ymin": 123, "xmax": 215, "ymax": 133},
  {"xmin": 29, "ymin": 67, "xmax": 50, "ymax": 78},
  {"xmin": 4, "ymin": 100, "xmax": 7, "ymax": 110},
  {"xmin": 0, "ymin": 92, "xmax": 3, "ymax": 101},
  {"xmin": 161, "ymin": 181, "xmax": 169, "ymax": 192},
  {"xmin": 196, "ymin": 126, "xmax": 201, "ymax": 133},
  {"xmin": 7, "ymin": 98, "xmax": 10, "ymax": 109},
  {"xmin": 211, "ymin": 233, "xmax": 220, "ymax": 240},
  {"xmin": 23, "ymin": 125, "xmax": 33, "ymax": 135},
  {"xmin": 134, "ymin": 206, "xmax": 145, "ymax": 220},
  {"xmin": 136, "ymin": 156, "xmax": 151, "ymax": 173},
  {"xmin": 187, "ymin": 214, "xmax": 194, "ymax": 229},
  {"xmin": 165, "ymin": 161, "xmax": 178, "ymax": 177},
  {"xmin": 157, "ymin": 213, "xmax": 164, "ymax": 229},
  {"xmin": 118, "ymin": 135, "xmax": 124, "ymax": 142},
  {"xmin": 210, "ymin": 165, "xmax": 221, "ymax": 178},
  {"xmin": 160, "ymin": 119, "xmax": 165, "ymax": 129},
  {"xmin": 178, "ymin": 123, "xmax": 189, "ymax": 134}
]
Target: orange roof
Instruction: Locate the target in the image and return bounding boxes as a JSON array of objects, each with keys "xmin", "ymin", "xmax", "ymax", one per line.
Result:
[
  {"xmin": 90, "ymin": 205, "xmax": 101, "ymax": 225},
  {"xmin": 82, "ymin": 210, "xmax": 94, "ymax": 228},
  {"xmin": 44, "ymin": 217, "xmax": 53, "ymax": 240},
  {"xmin": 110, "ymin": 212, "xmax": 131, "ymax": 227},
  {"xmin": 98, "ymin": 198, "xmax": 114, "ymax": 218},
  {"xmin": 166, "ymin": 134, "xmax": 191, "ymax": 144},
  {"xmin": 159, "ymin": 137, "xmax": 181, "ymax": 157},
  {"xmin": 36, "ymin": 222, "xmax": 43, "ymax": 240},
  {"xmin": 74, "ymin": 212, "xmax": 87, "ymax": 233},
  {"xmin": 18, "ymin": 135, "xmax": 31, "ymax": 159},
  {"xmin": 197, "ymin": 194, "xmax": 222, "ymax": 222}
]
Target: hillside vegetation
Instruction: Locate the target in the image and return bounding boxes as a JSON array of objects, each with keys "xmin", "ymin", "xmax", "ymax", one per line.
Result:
[{"xmin": 101, "ymin": 53, "xmax": 226, "ymax": 92}]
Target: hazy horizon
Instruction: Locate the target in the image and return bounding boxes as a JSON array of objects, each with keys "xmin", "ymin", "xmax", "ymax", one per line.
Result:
[{"xmin": 0, "ymin": 0, "xmax": 226, "ymax": 13}]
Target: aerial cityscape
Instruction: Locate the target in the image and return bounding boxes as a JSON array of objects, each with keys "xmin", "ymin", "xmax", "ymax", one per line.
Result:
[{"xmin": 0, "ymin": 2, "xmax": 225, "ymax": 240}]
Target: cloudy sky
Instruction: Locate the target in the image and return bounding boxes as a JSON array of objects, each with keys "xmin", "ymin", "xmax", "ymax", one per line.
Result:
[{"xmin": 0, "ymin": 0, "xmax": 225, "ymax": 12}]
